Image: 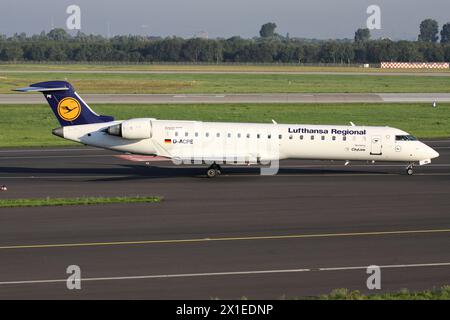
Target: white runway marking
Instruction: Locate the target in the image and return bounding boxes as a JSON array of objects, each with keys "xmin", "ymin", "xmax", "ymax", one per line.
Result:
[
  {"xmin": 0, "ymin": 262, "xmax": 448, "ymax": 286},
  {"xmin": 318, "ymin": 262, "xmax": 450, "ymax": 271}
]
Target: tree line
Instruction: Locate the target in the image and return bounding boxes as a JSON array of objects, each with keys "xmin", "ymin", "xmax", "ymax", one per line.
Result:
[{"xmin": 1, "ymin": 20, "xmax": 450, "ymax": 64}]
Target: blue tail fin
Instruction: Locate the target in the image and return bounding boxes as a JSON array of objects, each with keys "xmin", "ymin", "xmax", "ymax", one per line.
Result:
[{"xmin": 14, "ymin": 81, "xmax": 114, "ymax": 126}]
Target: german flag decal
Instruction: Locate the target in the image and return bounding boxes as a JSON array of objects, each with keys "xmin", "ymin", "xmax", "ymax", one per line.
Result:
[{"xmin": 164, "ymin": 139, "xmax": 172, "ymax": 144}]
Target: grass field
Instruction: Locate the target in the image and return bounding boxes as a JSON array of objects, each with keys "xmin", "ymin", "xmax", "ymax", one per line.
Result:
[
  {"xmin": 1, "ymin": 63, "xmax": 449, "ymax": 73},
  {"xmin": 0, "ymin": 196, "xmax": 162, "ymax": 208},
  {"xmin": 2, "ymin": 72, "xmax": 450, "ymax": 94},
  {"xmin": 0, "ymin": 103, "xmax": 448, "ymax": 147},
  {"xmin": 312, "ymin": 286, "xmax": 450, "ymax": 300}
]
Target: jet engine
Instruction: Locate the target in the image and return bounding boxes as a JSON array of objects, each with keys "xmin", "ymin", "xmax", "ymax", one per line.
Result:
[{"xmin": 107, "ymin": 119, "xmax": 152, "ymax": 140}]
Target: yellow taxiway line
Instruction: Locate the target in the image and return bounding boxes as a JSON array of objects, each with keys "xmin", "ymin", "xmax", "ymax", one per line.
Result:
[{"xmin": 0, "ymin": 228, "xmax": 449, "ymax": 251}]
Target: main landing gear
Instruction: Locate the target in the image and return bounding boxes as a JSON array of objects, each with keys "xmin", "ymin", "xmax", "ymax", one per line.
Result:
[
  {"xmin": 406, "ymin": 164, "xmax": 414, "ymax": 176},
  {"xmin": 206, "ymin": 163, "xmax": 222, "ymax": 178}
]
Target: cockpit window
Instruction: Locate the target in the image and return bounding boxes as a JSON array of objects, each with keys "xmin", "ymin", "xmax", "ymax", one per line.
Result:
[{"xmin": 395, "ymin": 135, "xmax": 417, "ymax": 141}]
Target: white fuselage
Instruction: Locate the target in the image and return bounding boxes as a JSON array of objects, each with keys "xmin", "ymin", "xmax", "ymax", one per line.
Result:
[{"xmin": 58, "ymin": 118, "xmax": 439, "ymax": 165}]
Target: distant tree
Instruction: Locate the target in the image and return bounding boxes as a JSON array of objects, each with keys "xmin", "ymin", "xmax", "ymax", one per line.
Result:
[
  {"xmin": 441, "ymin": 23, "xmax": 450, "ymax": 43},
  {"xmin": 181, "ymin": 38, "xmax": 205, "ymax": 62},
  {"xmin": 354, "ymin": 28, "xmax": 371, "ymax": 42},
  {"xmin": 11, "ymin": 32, "xmax": 27, "ymax": 41},
  {"xmin": 259, "ymin": 22, "xmax": 277, "ymax": 38},
  {"xmin": 24, "ymin": 43, "xmax": 47, "ymax": 60},
  {"xmin": 339, "ymin": 43, "xmax": 355, "ymax": 64},
  {"xmin": 319, "ymin": 41, "xmax": 340, "ymax": 63},
  {"xmin": 396, "ymin": 41, "xmax": 423, "ymax": 61},
  {"xmin": 0, "ymin": 44, "xmax": 23, "ymax": 61},
  {"xmin": 47, "ymin": 28, "xmax": 70, "ymax": 41},
  {"xmin": 46, "ymin": 46, "xmax": 68, "ymax": 61},
  {"xmin": 365, "ymin": 39, "xmax": 397, "ymax": 62},
  {"xmin": 302, "ymin": 44, "xmax": 320, "ymax": 63},
  {"xmin": 257, "ymin": 41, "xmax": 277, "ymax": 62},
  {"xmin": 419, "ymin": 42, "xmax": 445, "ymax": 61},
  {"xmin": 2, "ymin": 27, "xmax": 450, "ymax": 64},
  {"xmin": 418, "ymin": 19, "xmax": 439, "ymax": 43},
  {"xmin": 353, "ymin": 43, "xmax": 367, "ymax": 63},
  {"xmin": 444, "ymin": 45, "xmax": 450, "ymax": 62}
]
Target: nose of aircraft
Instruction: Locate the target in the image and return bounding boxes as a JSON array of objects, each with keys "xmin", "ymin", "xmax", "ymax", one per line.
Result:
[{"xmin": 428, "ymin": 147, "xmax": 439, "ymax": 159}]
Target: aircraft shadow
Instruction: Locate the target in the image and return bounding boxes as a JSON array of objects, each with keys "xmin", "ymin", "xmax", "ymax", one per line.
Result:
[{"xmin": 0, "ymin": 164, "xmax": 393, "ymax": 182}]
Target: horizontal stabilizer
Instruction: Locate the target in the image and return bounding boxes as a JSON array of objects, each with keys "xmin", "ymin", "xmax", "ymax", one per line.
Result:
[{"xmin": 13, "ymin": 86, "xmax": 69, "ymax": 93}]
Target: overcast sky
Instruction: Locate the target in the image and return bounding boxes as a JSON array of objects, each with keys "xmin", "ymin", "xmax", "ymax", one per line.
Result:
[{"xmin": 0, "ymin": 0, "xmax": 449, "ymax": 40}]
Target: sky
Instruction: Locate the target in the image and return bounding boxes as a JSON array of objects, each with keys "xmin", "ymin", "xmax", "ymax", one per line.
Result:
[{"xmin": 0, "ymin": 0, "xmax": 449, "ymax": 40}]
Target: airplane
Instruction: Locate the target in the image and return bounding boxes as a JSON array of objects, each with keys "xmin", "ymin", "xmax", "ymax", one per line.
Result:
[{"xmin": 15, "ymin": 81, "xmax": 439, "ymax": 177}]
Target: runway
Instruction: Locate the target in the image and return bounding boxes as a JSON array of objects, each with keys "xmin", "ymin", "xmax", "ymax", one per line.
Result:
[
  {"xmin": 0, "ymin": 141, "xmax": 449, "ymax": 299},
  {"xmin": 2, "ymin": 92, "xmax": 450, "ymax": 104}
]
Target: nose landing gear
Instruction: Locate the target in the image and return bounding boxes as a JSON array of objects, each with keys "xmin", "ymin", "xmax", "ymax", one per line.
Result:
[
  {"xmin": 206, "ymin": 163, "xmax": 222, "ymax": 178},
  {"xmin": 406, "ymin": 164, "xmax": 414, "ymax": 176}
]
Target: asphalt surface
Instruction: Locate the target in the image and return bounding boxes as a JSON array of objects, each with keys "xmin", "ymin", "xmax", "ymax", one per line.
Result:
[
  {"xmin": 0, "ymin": 141, "xmax": 449, "ymax": 299},
  {"xmin": 2, "ymin": 93, "xmax": 450, "ymax": 104}
]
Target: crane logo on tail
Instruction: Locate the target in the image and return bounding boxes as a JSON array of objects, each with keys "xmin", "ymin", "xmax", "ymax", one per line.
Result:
[{"xmin": 57, "ymin": 97, "xmax": 81, "ymax": 121}]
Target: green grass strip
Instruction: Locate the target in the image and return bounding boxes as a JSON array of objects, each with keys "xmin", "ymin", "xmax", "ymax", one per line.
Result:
[
  {"xmin": 0, "ymin": 196, "xmax": 162, "ymax": 208},
  {"xmin": 0, "ymin": 103, "xmax": 449, "ymax": 147},
  {"xmin": 310, "ymin": 286, "xmax": 450, "ymax": 300},
  {"xmin": 3, "ymin": 72, "xmax": 450, "ymax": 94}
]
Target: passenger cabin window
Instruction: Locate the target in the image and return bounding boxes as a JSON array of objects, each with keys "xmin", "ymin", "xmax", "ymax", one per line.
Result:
[
  {"xmin": 300, "ymin": 135, "xmax": 304, "ymax": 140},
  {"xmin": 321, "ymin": 136, "xmax": 325, "ymax": 141},
  {"xmin": 185, "ymin": 132, "xmax": 189, "ymax": 137},
  {"xmin": 311, "ymin": 135, "xmax": 314, "ymax": 140},
  {"xmin": 257, "ymin": 134, "xmax": 261, "ymax": 139},
  {"xmin": 216, "ymin": 133, "xmax": 220, "ymax": 138},
  {"xmin": 175, "ymin": 132, "xmax": 178, "ymax": 137},
  {"xmin": 268, "ymin": 134, "xmax": 271, "ymax": 139},
  {"xmin": 227, "ymin": 133, "xmax": 231, "ymax": 138},
  {"xmin": 289, "ymin": 135, "xmax": 293, "ymax": 140},
  {"xmin": 195, "ymin": 132, "xmax": 199, "ymax": 137},
  {"xmin": 247, "ymin": 133, "xmax": 250, "ymax": 138},
  {"xmin": 332, "ymin": 136, "xmax": 336, "ymax": 141},
  {"xmin": 343, "ymin": 136, "xmax": 347, "ymax": 141},
  {"xmin": 279, "ymin": 134, "xmax": 282, "ymax": 139},
  {"xmin": 205, "ymin": 132, "xmax": 209, "ymax": 137},
  {"xmin": 396, "ymin": 135, "xmax": 417, "ymax": 141}
]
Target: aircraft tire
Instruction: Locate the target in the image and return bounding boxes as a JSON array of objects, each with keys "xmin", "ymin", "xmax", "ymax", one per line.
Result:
[{"xmin": 207, "ymin": 168, "xmax": 218, "ymax": 178}]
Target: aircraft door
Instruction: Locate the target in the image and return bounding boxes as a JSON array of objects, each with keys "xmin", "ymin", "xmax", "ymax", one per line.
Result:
[{"xmin": 370, "ymin": 135, "xmax": 382, "ymax": 155}]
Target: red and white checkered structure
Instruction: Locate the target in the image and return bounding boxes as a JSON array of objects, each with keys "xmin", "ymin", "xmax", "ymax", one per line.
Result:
[{"xmin": 381, "ymin": 62, "xmax": 449, "ymax": 69}]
